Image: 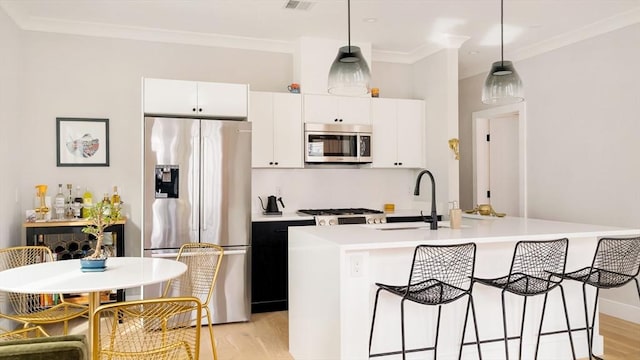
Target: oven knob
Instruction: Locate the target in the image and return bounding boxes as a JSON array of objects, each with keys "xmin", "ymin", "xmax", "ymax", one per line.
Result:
[
  {"xmin": 367, "ymin": 218, "xmax": 374, "ymax": 224},
  {"xmin": 375, "ymin": 218, "xmax": 381, "ymax": 224},
  {"xmin": 318, "ymin": 219, "xmax": 326, "ymax": 226},
  {"xmin": 380, "ymin": 217, "xmax": 386, "ymax": 224},
  {"xmin": 329, "ymin": 219, "xmax": 337, "ymax": 226}
]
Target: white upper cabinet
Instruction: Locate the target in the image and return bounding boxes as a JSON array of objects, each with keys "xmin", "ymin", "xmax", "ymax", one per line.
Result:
[
  {"xmin": 303, "ymin": 94, "xmax": 370, "ymax": 124},
  {"xmin": 249, "ymin": 91, "xmax": 303, "ymax": 168},
  {"xmin": 144, "ymin": 78, "xmax": 248, "ymax": 118},
  {"xmin": 371, "ymin": 98, "xmax": 424, "ymax": 168}
]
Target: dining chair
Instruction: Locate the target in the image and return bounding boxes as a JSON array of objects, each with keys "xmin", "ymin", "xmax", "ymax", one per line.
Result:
[
  {"xmin": 0, "ymin": 246, "xmax": 89, "ymax": 334},
  {"xmin": 553, "ymin": 236, "xmax": 640, "ymax": 360},
  {"xmin": 0, "ymin": 325, "xmax": 49, "ymax": 341},
  {"xmin": 162, "ymin": 243, "xmax": 224, "ymax": 360},
  {"xmin": 92, "ymin": 297, "xmax": 201, "ymax": 360}
]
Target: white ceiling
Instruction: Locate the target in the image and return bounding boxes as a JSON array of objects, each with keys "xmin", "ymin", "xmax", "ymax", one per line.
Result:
[{"xmin": 2, "ymin": 0, "xmax": 639, "ymax": 78}]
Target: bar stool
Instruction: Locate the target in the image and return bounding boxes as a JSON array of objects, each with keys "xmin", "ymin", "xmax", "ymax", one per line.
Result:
[
  {"xmin": 553, "ymin": 236, "xmax": 640, "ymax": 360},
  {"xmin": 368, "ymin": 243, "xmax": 482, "ymax": 360},
  {"xmin": 472, "ymin": 238, "xmax": 576, "ymax": 360}
]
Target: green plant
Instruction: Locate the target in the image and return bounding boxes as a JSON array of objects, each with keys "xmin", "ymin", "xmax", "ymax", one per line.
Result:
[{"xmin": 81, "ymin": 201, "xmax": 121, "ymax": 259}]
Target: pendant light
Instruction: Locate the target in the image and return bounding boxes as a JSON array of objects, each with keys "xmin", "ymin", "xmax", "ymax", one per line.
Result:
[
  {"xmin": 327, "ymin": 0, "xmax": 371, "ymax": 96},
  {"xmin": 481, "ymin": 0, "xmax": 524, "ymax": 105}
]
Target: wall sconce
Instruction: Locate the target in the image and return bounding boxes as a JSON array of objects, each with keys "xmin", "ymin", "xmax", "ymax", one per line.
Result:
[{"xmin": 448, "ymin": 138, "xmax": 460, "ymax": 160}]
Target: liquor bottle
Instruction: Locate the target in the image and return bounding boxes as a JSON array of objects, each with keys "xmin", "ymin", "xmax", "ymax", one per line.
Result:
[
  {"xmin": 73, "ymin": 186, "xmax": 83, "ymax": 218},
  {"xmin": 111, "ymin": 186, "xmax": 121, "ymax": 208},
  {"xmin": 65, "ymin": 184, "xmax": 74, "ymax": 219},
  {"xmin": 54, "ymin": 184, "xmax": 65, "ymax": 220},
  {"xmin": 102, "ymin": 193, "xmax": 111, "ymax": 216},
  {"xmin": 82, "ymin": 187, "xmax": 93, "ymax": 218}
]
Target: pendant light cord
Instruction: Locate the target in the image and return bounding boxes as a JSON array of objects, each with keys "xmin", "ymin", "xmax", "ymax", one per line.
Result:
[
  {"xmin": 500, "ymin": 0, "xmax": 504, "ymax": 66},
  {"xmin": 347, "ymin": 0, "xmax": 352, "ymax": 53}
]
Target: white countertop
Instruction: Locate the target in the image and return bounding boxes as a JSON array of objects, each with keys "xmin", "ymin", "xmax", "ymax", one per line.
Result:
[{"xmin": 288, "ymin": 216, "xmax": 640, "ymax": 251}]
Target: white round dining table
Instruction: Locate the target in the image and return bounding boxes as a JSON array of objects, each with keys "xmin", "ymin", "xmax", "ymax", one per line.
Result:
[{"xmin": 0, "ymin": 257, "xmax": 187, "ymax": 353}]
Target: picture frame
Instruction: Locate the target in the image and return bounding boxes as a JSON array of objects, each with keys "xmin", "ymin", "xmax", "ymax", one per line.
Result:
[{"xmin": 56, "ymin": 117, "xmax": 110, "ymax": 167}]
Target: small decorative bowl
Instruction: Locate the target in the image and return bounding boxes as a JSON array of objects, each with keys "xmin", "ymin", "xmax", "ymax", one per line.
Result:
[{"xmin": 80, "ymin": 258, "xmax": 107, "ymax": 272}]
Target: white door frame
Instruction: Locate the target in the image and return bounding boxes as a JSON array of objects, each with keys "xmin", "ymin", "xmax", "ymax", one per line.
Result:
[{"xmin": 471, "ymin": 102, "xmax": 527, "ymax": 218}]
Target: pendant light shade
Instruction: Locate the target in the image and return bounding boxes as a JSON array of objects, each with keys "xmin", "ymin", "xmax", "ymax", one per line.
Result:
[
  {"xmin": 481, "ymin": 0, "xmax": 524, "ymax": 105},
  {"xmin": 327, "ymin": 0, "xmax": 371, "ymax": 95}
]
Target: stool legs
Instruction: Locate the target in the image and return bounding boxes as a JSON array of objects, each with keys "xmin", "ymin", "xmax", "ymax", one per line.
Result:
[
  {"xmin": 458, "ymin": 294, "xmax": 483, "ymax": 360},
  {"xmin": 501, "ymin": 287, "xmax": 576, "ymax": 360},
  {"xmin": 582, "ymin": 278, "xmax": 640, "ymax": 360},
  {"xmin": 370, "ymin": 289, "xmax": 482, "ymax": 360},
  {"xmin": 369, "ymin": 288, "xmax": 383, "ymax": 356}
]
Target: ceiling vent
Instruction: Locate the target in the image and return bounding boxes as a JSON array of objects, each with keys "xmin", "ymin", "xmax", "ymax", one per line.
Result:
[{"xmin": 283, "ymin": 0, "xmax": 314, "ymax": 11}]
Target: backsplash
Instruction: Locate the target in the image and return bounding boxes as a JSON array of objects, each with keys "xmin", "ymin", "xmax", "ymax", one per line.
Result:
[{"xmin": 252, "ymin": 168, "xmax": 420, "ymax": 214}]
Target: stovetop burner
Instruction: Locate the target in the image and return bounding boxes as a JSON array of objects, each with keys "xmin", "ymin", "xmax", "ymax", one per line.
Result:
[{"xmin": 297, "ymin": 208, "xmax": 384, "ymax": 216}]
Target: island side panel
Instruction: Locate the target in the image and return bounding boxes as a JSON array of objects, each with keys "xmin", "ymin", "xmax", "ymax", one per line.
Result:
[{"xmin": 289, "ymin": 227, "xmax": 342, "ymax": 359}]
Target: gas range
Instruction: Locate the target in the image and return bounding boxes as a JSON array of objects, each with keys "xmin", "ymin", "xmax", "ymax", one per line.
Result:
[{"xmin": 297, "ymin": 208, "xmax": 386, "ymax": 226}]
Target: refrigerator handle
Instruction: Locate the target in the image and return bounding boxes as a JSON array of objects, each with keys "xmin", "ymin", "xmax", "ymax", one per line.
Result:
[
  {"xmin": 201, "ymin": 135, "xmax": 207, "ymax": 232},
  {"xmin": 192, "ymin": 135, "xmax": 199, "ymax": 232}
]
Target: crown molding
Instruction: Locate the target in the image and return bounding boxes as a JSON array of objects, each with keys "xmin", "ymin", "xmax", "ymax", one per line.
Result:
[
  {"xmin": 460, "ymin": 7, "xmax": 640, "ymax": 79},
  {"xmin": 3, "ymin": 2, "xmax": 639, "ymax": 74}
]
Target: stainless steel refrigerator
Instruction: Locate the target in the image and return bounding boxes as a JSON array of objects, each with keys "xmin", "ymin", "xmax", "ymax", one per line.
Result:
[{"xmin": 143, "ymin": 116, "xmax": 251, "ymax": 324}]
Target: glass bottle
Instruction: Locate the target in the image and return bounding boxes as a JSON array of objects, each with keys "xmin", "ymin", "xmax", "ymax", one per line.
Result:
[
  {"xmin": 54, "ymin": 184, "xmax": 65, "ymax": 220},
  {"xmin": 102, "ymin": 193, "xmax": 111, "ymax": 216},
  {"xmin": 111, "ymin": 186, "xmax": 121, "ymax": 208},
  {"xmin": 82, "ymin": 187, "xmax": 93, "ymax": 218},
  {"xmin": 73, "ymin": 186, "xmax": 83, "ymax": 219},
  {"xmin": 65, "ymin": 184, "xmax": 74, "ymax": 219}
]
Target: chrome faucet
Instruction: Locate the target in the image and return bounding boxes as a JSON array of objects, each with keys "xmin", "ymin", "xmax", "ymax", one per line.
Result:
[{"xmin": 414, "ymin": 169, "xmax": 438, "ymax": 230}]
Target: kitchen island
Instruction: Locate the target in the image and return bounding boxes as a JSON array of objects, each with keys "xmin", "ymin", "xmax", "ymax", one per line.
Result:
[{"xmin": 288, "ymin": 216, "xmax": 639, "ymax": 360}]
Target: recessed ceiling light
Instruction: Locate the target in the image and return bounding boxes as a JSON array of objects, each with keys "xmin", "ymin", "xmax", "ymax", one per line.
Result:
[{"xmin": 363, "ymin": 17, "xmax": 377, "ymax": 23}]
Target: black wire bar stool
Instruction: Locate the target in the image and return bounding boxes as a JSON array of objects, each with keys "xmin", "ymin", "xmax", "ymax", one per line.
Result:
[
  {"xmin": 553, "ymin": 236, "xmax": 640, "ymax": 360},
  {"xmin": 368, "ymin": 243, "xmax": 482, "ymax": 360},
  {"xmin": 472, "ymin": 238, "xmax": 576, "ymax": 360}
]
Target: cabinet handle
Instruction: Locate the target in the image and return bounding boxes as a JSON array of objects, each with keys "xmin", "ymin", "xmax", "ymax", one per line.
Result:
[
  {"xmin": 269, "ymin": 162, "xmax": 273, "ymax": 165},
  {"xmin": 394, "ymin": 162, "xmax": 398, "ymax": 165},
  {"xmin": 398, "ymin": 162, "xmax": 403, "ymax": 166},
  {"xmin": 339, "ymin": 119, "xmax": 343, "ymax": 122},
  {"xmin": 334, "ymin": 118, "xmax": 338, "ymax": 122},
  {"xmin": 192, "ymin": 108, "xmax": 196, "ymax": 112},
  {"xmin": 198, "ymin": 108, "xmax": 203, "ymax": 112},
  {"xmin": 274, "ymin": 162, "xmax": 279, "ymax": 165}
]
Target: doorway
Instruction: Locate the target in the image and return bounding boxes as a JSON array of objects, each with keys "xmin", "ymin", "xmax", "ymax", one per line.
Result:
[{"xmin": 472, "ymin": 103, "xmax": 527, "ymax": 217}]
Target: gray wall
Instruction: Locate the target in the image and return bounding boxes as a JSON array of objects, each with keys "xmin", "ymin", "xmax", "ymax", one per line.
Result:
[{"xmin": 459, "ymin": 23, "xmax": 640, "ymax": 314}]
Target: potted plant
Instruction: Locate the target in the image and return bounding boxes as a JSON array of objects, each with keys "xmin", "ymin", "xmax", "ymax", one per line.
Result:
[{"xmin": 80, "ymin": 201, "xmax": 120, "ymax": 271}]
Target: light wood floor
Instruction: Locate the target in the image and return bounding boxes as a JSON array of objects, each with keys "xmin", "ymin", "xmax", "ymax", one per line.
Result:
[
  {"xmin": 43, "ymin": 311, "xmax": 638, "ymax": 359},
  {"xmin": 204, "ymin": 312, "xmax": 640, "ymax": 360}
]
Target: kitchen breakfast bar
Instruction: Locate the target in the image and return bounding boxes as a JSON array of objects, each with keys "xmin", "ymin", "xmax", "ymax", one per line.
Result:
[{"xmin": 288, "ymin": 216, "xmax": 639, "ymax": 360}]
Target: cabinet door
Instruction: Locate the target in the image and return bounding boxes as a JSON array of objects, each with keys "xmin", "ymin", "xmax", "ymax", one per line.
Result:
[
  {"xmin": 197, "ymin": 82, "xmax": 248, "ymax": 118},
  {"xmin": 144, "ymin": 78, "xmax": 197, "ymax": 116},
  {"xmin": 303, "ymin": 94, "xmax": 338, "ymax": 124},
  {"xmin": 272, "ymin": 93, "xmax": 303, "ymax": 168},
  {"xmin": 396, "ymin": 99, "xmax": 424, "ymax": 168},
  {"xmin": 249, "ymin": 92, "xmax": 275, "ymax": 167},
  {"xmin": 338, "ymin": 96, "xmax": 371, "ymax": 124},
  {"xmin": 371, "ymin": 98, "xmax": 398, "ymax": 168}
]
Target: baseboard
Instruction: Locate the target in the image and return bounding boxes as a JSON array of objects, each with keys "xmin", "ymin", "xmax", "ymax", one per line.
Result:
[{"xmin": 600, "ymin": 298, "xmax": 640, "ymax": 324}]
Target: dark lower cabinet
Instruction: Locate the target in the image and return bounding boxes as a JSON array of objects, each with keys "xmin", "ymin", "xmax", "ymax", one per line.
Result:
[{"xmin": 251, "ymin": 219, "xmax": 314, "ymax": 313}]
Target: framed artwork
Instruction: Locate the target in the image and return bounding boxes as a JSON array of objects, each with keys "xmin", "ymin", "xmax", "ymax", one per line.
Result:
[{"xmin": 56, "ymin": 117, "xmax": 110, "ymax": 167}]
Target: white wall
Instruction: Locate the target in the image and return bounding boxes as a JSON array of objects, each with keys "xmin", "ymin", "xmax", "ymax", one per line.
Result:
[
  {"xmin": 0, "ymin": 8, "xmax": 23, "ymax": 249},
  {"xmin": 252, "ymin": 168, "xmax": 416, "ymax": 214},
  {"xmin": 459, "ymin": 23, "xmax": 640, "ymax": 318},
  {"xmin": 412, "ymin": 49, "xmax": 460, "ymax": 214}
]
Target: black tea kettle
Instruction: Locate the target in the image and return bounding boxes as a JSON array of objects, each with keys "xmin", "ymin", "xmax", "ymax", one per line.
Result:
[{"xmin": 259, "ymin": 196, "xmax": 285, "ymax": 215}]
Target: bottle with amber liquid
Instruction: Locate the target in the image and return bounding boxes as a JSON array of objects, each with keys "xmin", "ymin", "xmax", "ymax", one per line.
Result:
[
  {"xmin": 111, "ymin": 186, "xmax": 121, "ymax": 209},
  {"xmin": 82, "ymin": 187, "xmax": 93, "ymax": 218}
]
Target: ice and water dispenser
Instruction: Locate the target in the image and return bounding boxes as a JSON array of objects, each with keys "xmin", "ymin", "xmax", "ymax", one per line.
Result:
[{"xmin": 155, "ymin": 165, "xmax": 179, "ymax": 198}]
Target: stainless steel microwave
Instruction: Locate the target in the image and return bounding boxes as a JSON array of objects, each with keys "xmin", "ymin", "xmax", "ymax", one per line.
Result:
[{"xmin": 304, "ymin": 123, "xmax": 372, "ymax": 164}]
